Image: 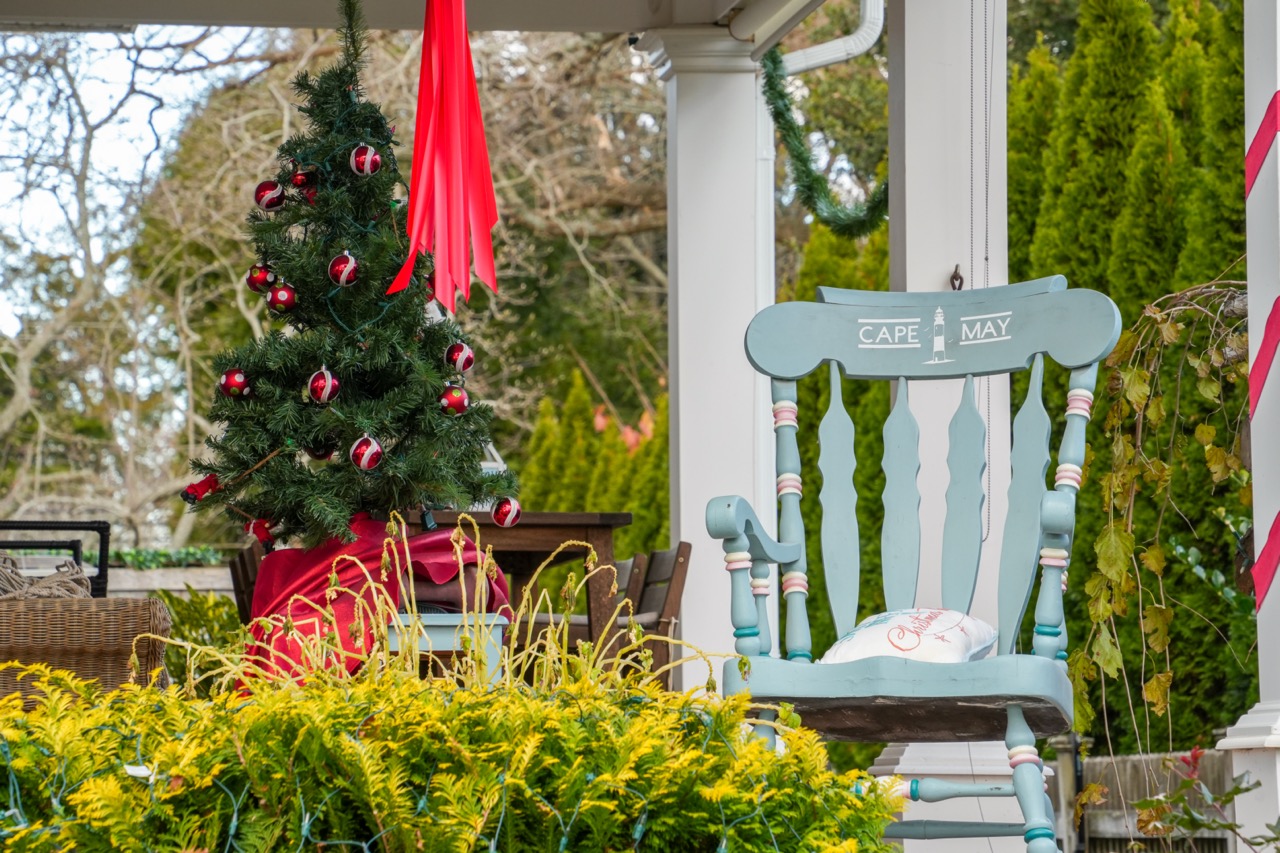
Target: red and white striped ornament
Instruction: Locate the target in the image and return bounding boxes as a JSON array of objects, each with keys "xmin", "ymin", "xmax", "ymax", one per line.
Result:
[
  {"xmin": 245, "ymin": 264, "xmax": 275, "ymax": 293},
  {"xmin": 491, "ymin": 497, "xmax": 521, "ymax": 528},
  {"xmin": 349, "ymin": 144, "xmax": 382, "ymax": 176},
  {"xmin": 308, "ymin": 366, "xmax": 340, "ymax": 404},
  {"xmin": 438, "ymin": 384, "xmax": 469, "ymax": 415},
  {"xmin": 445, "ymin": 342, "xmax": 475, "ymax": 373},
  {"xmin": 267, "ymin": 283, "xmax": 297, "ymax": 313},
  {"xmin": 254, "ymin": 180, "xmax": 285, "ymax": 211},
  {"xmin": 328, "ymin": 251, "xmax": 359, "ymax": 286},
  {"xmin": 349, "ymin": 434, "xmax": 383, "ymax": 471},
  {"xmin": 219, "ymin": 368, "xmax": 250, "ymax": 398}
]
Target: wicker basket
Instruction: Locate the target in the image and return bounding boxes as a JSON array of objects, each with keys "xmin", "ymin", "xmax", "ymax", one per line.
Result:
[{"xmin": 0, "ymin": 598, "xmax": 171, "ymax": 707}]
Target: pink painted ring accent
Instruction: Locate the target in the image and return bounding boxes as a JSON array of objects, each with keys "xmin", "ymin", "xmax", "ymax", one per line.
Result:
[
  {"xmin": 725, "ymin": 560, "xmax": 752, "ymax": 571},
  {"xmin": 1067, "ymin": 389, "xmax": 1095, "ymax": 402},
  {"xmin": 751, "ymin": 586, "xmax": 770, "ymax": 597},
  {"xmin": 1039, "ymin": 557, "xmax": 1068, "ymax": 568},
  {"xmin": 1055, "ymin": 473, "xmax": 1082, "ymax": 489},
  {"xmin": 781, "ymin": 578, "xmax": 809, "ymax": 595},
  {"xmin": 1010, "ymin": 754, "xmax": 1043, "ymax": 769}
]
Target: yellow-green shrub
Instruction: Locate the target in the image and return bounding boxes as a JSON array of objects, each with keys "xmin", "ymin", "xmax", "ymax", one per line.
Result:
[
  {"xmin": 0, "ymin": 667, "xmax": 896, "ymax": 852},
  {"xmin": 0, "ymin": 521, "xmax": 898, "ymax": 852}
]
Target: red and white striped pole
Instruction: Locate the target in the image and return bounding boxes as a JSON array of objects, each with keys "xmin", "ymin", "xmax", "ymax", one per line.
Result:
[{"xmin": 1217, "ymin": 0, "xmax": 1280, "ymax": 834}]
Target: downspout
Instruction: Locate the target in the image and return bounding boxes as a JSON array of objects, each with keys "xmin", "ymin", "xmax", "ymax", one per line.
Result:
[{"xmin": 781, "ymin": 0, "xmax": 885, "ymax": 74}]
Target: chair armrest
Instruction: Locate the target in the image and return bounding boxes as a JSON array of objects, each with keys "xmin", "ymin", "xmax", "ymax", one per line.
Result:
[{"xmin": 705, "ymin": 495, "xmax": 800, "ymax": 564}]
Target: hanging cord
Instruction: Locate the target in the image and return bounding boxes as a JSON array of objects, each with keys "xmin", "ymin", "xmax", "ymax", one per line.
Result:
[
  {"xmin": 969, "ymin": 0, "xmax": 995, "ymax": 543},
  {"xmin": 760, "ymin": 47, "xmax": 887, "ymax": 240}
]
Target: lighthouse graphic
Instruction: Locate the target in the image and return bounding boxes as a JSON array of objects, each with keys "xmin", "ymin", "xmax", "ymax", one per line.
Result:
[{"xmin": 926, "ymin": 306, "xmax": 953, "ymax": 364}]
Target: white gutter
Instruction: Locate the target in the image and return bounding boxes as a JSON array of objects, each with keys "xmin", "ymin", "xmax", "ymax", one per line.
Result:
[{"xmin": 729, "ymin": 0, "xmax": 827, "ymax": 60}]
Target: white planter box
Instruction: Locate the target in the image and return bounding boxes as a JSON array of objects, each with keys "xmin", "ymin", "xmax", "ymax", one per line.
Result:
[{"xmin": 107, "ymin": 567, "xmax": 234, "ymax": 599}]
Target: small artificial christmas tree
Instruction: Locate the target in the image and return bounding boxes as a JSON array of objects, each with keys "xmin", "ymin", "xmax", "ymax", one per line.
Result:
[{"xmin": 185, "ymin": 0, "xmax": 517, "ymax": 551}]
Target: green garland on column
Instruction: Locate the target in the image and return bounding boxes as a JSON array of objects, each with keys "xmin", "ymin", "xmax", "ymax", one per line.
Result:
[{"xmin": 761, "ymin": 47, "xmax": 888, "ymax": 240}]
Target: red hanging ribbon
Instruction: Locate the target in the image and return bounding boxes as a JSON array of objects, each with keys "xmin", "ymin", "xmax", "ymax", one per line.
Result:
[{"xmin": 387, "ymin": 0, "xmax": 498, "ymax": 313}]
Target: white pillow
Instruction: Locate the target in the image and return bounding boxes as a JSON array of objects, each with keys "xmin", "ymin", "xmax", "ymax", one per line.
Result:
[{"xmin": 818, "ymin": 608, "xmax": 997, "ymax": 665}]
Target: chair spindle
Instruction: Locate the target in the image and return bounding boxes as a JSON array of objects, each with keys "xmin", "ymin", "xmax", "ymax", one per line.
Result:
[
  {"xmin": 1033, "ymin": 363, "xmax": 1098, "ymax": 665},
  {"xmin": 724, "ymin": 533, "xmax": 760, "ymax": 657},
  {"xmin": 773, "ymin": 378, "xmax": 812, "ymax": 662}
]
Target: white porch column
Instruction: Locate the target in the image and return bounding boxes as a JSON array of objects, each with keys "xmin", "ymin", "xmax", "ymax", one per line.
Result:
[
  {"xmin": 1216, "ymin": 0, "xmax": 1280, "ymax": 836},
  {"xmin": 871, "ymin": 0, "xmax": 1020, "ymax": 848},
  {"xmin": 639, "ymin": 28, "xmax": 777, "ymax": 691}
]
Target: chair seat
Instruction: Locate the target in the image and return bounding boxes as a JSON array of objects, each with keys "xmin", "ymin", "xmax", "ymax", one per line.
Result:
[{"xmin": 723, "ymin": 653, "xmax": 1072, "ymax": 742}]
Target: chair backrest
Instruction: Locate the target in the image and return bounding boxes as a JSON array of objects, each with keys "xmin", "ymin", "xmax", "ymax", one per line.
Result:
[
  {"xmin": 229, "ymin": 541, "xmax": 266, "ymax": 624},
  {"xmin": 615, "ymin": 552, "xmax": 649, "ymax": 610},
  {"xmin": 744, "ymin": 276, "xmax": 1120, "ymax": 657},
  {"xmin": 637, "ymin": 541, "xmax": 692, "ymax": 636}
]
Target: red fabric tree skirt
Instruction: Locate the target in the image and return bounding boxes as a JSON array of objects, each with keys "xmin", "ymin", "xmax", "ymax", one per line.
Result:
[{"xmin": 247, "ymin": 513, "xmax": 509, "ymax": 678}]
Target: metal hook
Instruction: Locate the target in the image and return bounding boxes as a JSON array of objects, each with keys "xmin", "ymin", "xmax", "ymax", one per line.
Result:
[{"xmin": 949, "ymin": 264, "xmax": 964, "ymax": 291}]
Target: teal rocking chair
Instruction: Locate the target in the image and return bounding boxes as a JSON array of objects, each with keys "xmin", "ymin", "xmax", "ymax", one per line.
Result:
[{"xmin": 706, "ymin": 276, "xmax": 1120, "ymax": 851}]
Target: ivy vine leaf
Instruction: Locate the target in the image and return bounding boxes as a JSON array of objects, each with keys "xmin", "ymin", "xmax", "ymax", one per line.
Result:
[
  {"xmin": 1139, "ymin": 545, "xmax": 1166, "ymax": 577},
  {"xmin": 1120, "ymin": 365, "xmax": 1152, "ymax": 411},
  {"xmin": 1194, "ymin": 423, "xmax": 1217, "ymax": 446},
  {"xmin": 1142, "ymin": 605, "xmax": 1172, "ymax": 653},
  {"xmin": 1137, "ymin": 802, "xmax": 1174, "ymax": 837},
  {"xmin": 1204, "ymin": 444, "xmax": 1235, "ymax": 483},
  {"xmin": 1146, "ymin": 394, "xmax": 1166, "ymax": 426},
  {"xmin": 1092, "ymin": 623, "xmax": 1123, "ymax": 678},
  {"xmin": 1067, "ymin": 647, "xmax": 1098, "ymax": 734},
  {"xmin": 1197, "ymin": 376, "xmax": 1222, "ymax": 403},
  {"xmin": 1095, "ymin": 524, "xmax": 1135, "ymax": 584},
  {"xmin": 1143, "ymin": 671, "xmax": 1173, "ymax": 717},
  {"xmin": 1106, "ymin": 329, "xmax": 1140, "ymax": 367},
  {"xmin": 1074, "ymin": 782, "xmax": 1109, "ymax": 829}
]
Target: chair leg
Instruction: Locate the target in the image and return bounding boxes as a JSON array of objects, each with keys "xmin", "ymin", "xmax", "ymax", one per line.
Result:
[
  {"xmin": 1006, "ymin": 705, "xmax": 1058, "ymax": 853},
  {"xmin": 753, "ymin": 708, "xmax": 778, "ymax": 751},
  {"xmin": 648, "ymin": 637, "xmax": 670, "ymax": 689}
]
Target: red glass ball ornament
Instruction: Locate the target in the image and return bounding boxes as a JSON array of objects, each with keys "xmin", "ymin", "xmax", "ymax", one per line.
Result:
[
  {"xmin": 254, "ymin": 180, "xmax": 285, "ymax": 211},
  {"xmin": 438, "ymin": 384, "xmax": 469, "ymax": 416},
  {"xmin": 308, "ymin": 365, "xmax": 340, "ymax": 404},
  {"xmin": 218, "ymin": 368, "xmax": 250, "ymax": 399},
  {"xmin": 328, "ymin": 251, "xmax": 359, "ymax": 286},
  {"xmin": 349, "ymin": 434, "xmax": 383, "ymax": 471},
  {"xmin": 445, "ymin": 342, "xmax": 475, "ymax": 373},
  {"xmin": 491, "ymin": 497, "xmax": 522, "ymax": 528},
  {"xmin": 267, "ymin": 283, "xmax": 297, "ymax": 313},
  {"xmin": 245, "ymin": 264, "xmax": 275, "ymax": 293},
  {"xmin": 303, "ymin": 186, "xmax": 318, "ymax": 206},
  {"xmin": 349, "ymin": 144, "xmax": 382, "ymax": 176},
  {"xmin": 290, "ymin": 166, "xmax": 316, "ymax": 188}
]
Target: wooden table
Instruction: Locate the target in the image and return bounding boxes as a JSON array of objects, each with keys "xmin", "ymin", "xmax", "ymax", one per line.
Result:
[{"xmin": 410, "ymin": 511, "xmax": 633, "ymax": 648}]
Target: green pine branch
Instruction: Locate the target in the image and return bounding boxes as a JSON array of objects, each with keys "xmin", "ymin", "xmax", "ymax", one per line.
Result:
[{"xmin": 760, "ymin": 47, "xmax": 887, "ymax": 240}]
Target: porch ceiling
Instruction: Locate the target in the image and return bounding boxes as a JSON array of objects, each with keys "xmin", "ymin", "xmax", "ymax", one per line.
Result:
[{"xmin": 2, "ymin": 0, "xmax": 747, "ymax": 33}]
